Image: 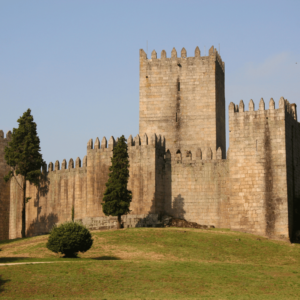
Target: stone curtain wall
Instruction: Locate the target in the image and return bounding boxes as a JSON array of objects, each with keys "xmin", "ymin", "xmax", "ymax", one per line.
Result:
[
  {"xmin": 5, "ymin": 101, "xmax": 300, "ymax": 240},
  {"xmin": 9, "ymin": 175, "xmax": 23, "ymax": 239},
  {"xmin": 164, "ymin": 148, "xmax": 230, "ymax": 228},
  {"xmin": 139, "ymin": 46, "xmax": 226, "ymax": 158},
  {"xmin": 0, "ymin": 131, "xmax": 11, "ymax": 240},
  {"xmin": 86, "ymin": 137, "xmax": 112, "ymax": 219},
  {"xmin": 284, "ymin": 101, "xmax": 300, "ymax": 239},
  {"xmin": 86, "ymin": 134, "xmax": 165, "ymax": 218},
  {"xmin": 8, "ymin": 134, "xmax": 165, "ymax": 238},
  {"xmin": 127, "ymin": 134, "xmax": 165, "ymax": 215},
  {"xmin": 228, "ymin": 98, "xmax": 289, "ymax": 239},
  {"xmin": 9, "ymin": 158, "xmax": 88, "ymax": 239}
]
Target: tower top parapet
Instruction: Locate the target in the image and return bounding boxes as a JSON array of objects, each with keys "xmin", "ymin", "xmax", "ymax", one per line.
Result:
[
  {"xmin": 140, "ymin": 46, "xmax": 224, "ymax": 72},
  {"xmin": 229, "ymin": 97, "xmax": 298, "ymax": 122}
]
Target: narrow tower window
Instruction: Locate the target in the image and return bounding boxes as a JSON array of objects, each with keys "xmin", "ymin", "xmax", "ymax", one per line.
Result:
[
  {"xmin": 178, "ymin": 82, "xmax": 180, "ymax": 91},
  {"xmin": 176, "ymin": 113, "xmax": 177, "ymax": 122}
]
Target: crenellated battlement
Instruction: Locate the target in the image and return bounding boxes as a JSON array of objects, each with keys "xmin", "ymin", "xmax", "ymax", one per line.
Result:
[
  {"xmin": 0, "ymin": 130, "xmax": 12, "ymax": 140},
  {"xmin": 229, "ymin": 97, "xmax": 298, "ymax": 122},
  {"xmin": 128, "ymin": 133, "xmax": 165, "ymax": 149},
  {"xmin": 166, "ymin": 146, "xmax": 224, "ymax": 163},
  {"xmin": 87, "ymin": 134, "xmax": 165, "ymax": 153},
  {"xmin": 140, "ymin": 45, "xmax": 224, "ymax": 72},
  {"xmin": 47, "ymin": 155, "xmax": 87, "ymax": 173},
  {"xmin": 87, "ymin": 136, "xmax": 116, "ymax": 152}
]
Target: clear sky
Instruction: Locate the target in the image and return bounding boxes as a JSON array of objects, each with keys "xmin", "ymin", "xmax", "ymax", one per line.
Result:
[{"xmin": 0, "ymin": 0, "xmax": 299, "ymax": 164}]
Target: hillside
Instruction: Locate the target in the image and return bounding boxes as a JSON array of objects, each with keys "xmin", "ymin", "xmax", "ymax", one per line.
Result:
[{"xmin": 0, "ymin": 228, "xmax": 300, "ymax": 299}]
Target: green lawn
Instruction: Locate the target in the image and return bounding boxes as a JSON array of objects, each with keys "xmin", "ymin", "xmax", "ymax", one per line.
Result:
[{"xmin": 0, "ymin": 227, "xmax": 300, "ymax": 299}]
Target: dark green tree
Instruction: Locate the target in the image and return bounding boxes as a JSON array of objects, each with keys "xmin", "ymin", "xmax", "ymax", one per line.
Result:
[
  {"xmin": 4, "ymin": 109, "xmax": 44, "ymax": 238},
  {"xmin": 46, "ymin": 221, "xmax": 93, "ymax": 258},
  {"xmin": 102, "ymin": 135, "xmax": 132, "ymax": 229}
]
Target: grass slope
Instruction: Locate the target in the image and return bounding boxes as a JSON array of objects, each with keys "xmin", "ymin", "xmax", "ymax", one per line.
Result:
[{"xmin": 0, "ymin": 228, "xmax": 300, "ymax": 299}]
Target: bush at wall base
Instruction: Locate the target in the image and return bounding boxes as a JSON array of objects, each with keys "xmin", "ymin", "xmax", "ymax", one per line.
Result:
[{"xmin": 46, "ymin": 221, "xmax": 93, "ymax": 258}]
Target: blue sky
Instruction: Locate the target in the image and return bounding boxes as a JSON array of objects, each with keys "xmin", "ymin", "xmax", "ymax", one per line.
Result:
[{"xmin": 0, "ymin": 0, "xmax": 299, "ymax": 164}]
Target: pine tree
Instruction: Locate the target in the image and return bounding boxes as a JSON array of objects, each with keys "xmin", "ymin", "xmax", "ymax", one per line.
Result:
[
  {"xmin": 102, "ymin": 135, "xmax": 132, "ymax": 229},
  {"xmin": 4, "ymin": 109, "xmax": 44, "ymax": 238}
]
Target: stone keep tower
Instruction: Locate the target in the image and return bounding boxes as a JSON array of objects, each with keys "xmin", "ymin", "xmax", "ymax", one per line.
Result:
[{"xmin": 139, "ymin": 46, "xmax": 226, "ymax": 158}]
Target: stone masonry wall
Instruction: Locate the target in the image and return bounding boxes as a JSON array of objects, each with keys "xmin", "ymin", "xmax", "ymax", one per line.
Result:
[
  {"xmin": 228, "ymin": 98, "xmax": 290, "ymax": 239},
  {"xmin": 139, "ymin": 46, "xmax": 226, "ymax": 158},
  {"xmin": 284, "ymin": 101, "xmax": 300, "ymax": 239},
  {"xmin": 127, "ymin": 133, "xmax": 165, "ymax": 215},
  {"xmin": 9, "ymin": 175, "xmax": 23, "ymax": 239},
  {"xmin": 5, "ymin": 102, "xmax": 299, "ymax": 241},
  {"xmin": 9, "ymin": 157, "xmax": 87, "ymax": 239},
  {"xmin": 164, "ymin": 148, "xmax": 230, "ymax": 228},
  {"xmin": 0, "ymin": 130, "xmax": 11, "ymax": 240},
  {"xmin": 8, "ymin": 134, "xmax": 165, "ymax": 238},
  {"xmin": 86, "ymin": 136, "xmax": 112, "ymax": 219}
]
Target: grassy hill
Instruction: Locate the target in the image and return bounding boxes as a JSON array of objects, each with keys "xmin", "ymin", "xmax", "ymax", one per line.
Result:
[{"xmin": 0, "ymin": 227, "xmax": 300, "ymax": 299}]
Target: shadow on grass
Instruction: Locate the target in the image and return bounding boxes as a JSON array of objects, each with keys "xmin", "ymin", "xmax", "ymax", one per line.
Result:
[
  {"xmin": 0, "ymin": 257, "xmax": 60, "ymax": 264},
  {"xmin": 0, "ymin": 257, "xmax": 37, "ymax": 264},
  {"xmin": 92, "ymin": 256, "xmax": 121, "ymax": 261},
  {"xmin": 0, "ymin": 275, "xmax": 10, "ymax": 293},
  {"xmin": 0, "ymin": 257, "xmax": 33, "ymax": 264}
]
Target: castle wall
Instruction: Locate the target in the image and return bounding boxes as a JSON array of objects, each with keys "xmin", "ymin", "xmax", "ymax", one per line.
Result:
[
  {"xmin": 127, "ymin": 134, "xmax": 165, "ymax": 215},
  {"xmin": 227, "ymin": 98, "xmax": 290, "ymax": 239},
  {"xmin": 162, "ymin": 98, "xmax": 295, "ymax": 240},
  {"xmin": 5, "ymin": 100, "xmax": 299, "ymax": 241},
  {"xmin": 3, "ymin": 46, "xmax": 299, "ymax": 242},
  {"xmin": 284, "ymin": 102, "xmax": 300, "ymax": 238},
  {"xmin": 86, "ymin": 137, "xmax": 112, "ymax": 218},
  {"xmin": 139, "ymin": 46, "xmax": 226, "ymax": 158},
  {"xmin": 77, "ymin": 134, "xmax": 165, "ymax": 230},
  {"xmin": 9, "ymin": 175, "xmax": 22, "ymax": 239},
  {"xmin": 9, "ymin": 157, "xmax": 88, "ymax": 239},
  {"xmin": 164, "ymin": 149, "xmax": 230, "ymax": 227},
  {"xmin": 8, "ymin": 134, "xmax": 166, "ymax": 238},
  {"xmin": 0, "ymin": 131, "xmax": 11, "ymax": 240}
]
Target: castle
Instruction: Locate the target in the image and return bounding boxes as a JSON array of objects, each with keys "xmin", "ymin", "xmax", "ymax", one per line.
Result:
[{"xmin": 0, "ymin": 45, "xmax": 299, "ymax": 241}]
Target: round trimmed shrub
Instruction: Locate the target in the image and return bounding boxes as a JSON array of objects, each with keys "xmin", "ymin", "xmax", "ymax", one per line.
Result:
[{"xmin": 46, "ymin": 222, "xmax": 93, "ymax": 257}]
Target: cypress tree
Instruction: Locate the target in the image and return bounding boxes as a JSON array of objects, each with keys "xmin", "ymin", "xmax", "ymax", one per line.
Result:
[
  {"xmin": 4, "ymin": 109, "xmax": 44, "ymax": 238},
  {"xmin": 102, "ymin": 135, "xmax": 132, "ymax": 229}
]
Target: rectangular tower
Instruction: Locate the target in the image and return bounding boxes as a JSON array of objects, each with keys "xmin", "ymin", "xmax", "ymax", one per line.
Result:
[{"xmin": 139, "ymin": 46, "xmax": 226, "ymax": 158}]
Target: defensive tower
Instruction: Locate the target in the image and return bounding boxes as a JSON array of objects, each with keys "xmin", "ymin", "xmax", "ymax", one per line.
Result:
[{"xmin": 139, "ymin": 46, "xmax": 225, "ymax": 158}]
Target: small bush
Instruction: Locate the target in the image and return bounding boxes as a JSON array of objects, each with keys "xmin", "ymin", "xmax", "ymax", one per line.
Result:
[{"xmin": 46, "ymin": 222, "xmax": 93, "ymax": 257}]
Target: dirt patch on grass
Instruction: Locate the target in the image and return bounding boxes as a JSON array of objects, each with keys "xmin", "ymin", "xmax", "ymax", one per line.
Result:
[
  {"xmin": 266, "ymin": 271, "xmax": 295, "ymax": 277},
  {"xmin": 0, "ymin": 236, "xmax": 57, "ymax": 259},
  {"xmin": 82, "ymin": 243, "xmax": 168, "ymax": 261},
  {"xmin": 80, "ymin": 235, "xmax": 178, "ymax": 261},
  {"xmin": 0, "ymin": 235, "xmax": 48, "ymax": 250},
  {"xmin": 0, "ymin": 246, "xmax": 57, "ymax": 259}
]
